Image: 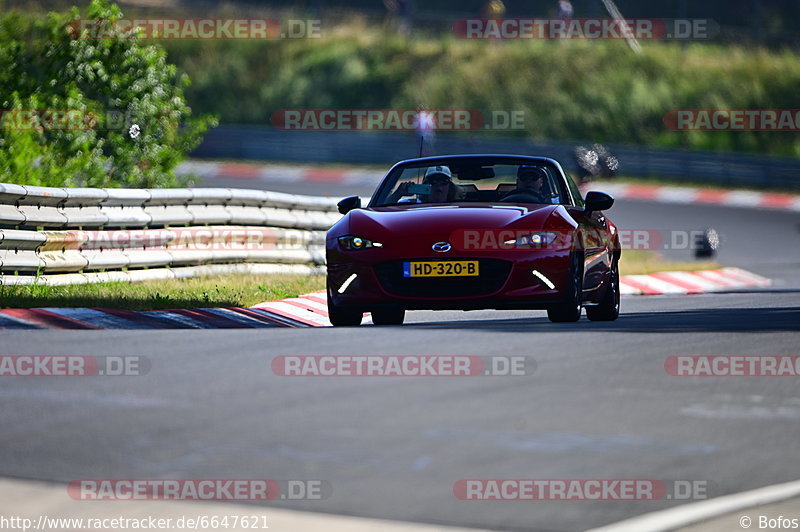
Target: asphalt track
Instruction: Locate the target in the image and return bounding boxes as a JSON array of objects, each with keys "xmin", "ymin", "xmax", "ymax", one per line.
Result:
[{"xmin": 0, "ymin": 172, "xmax": 799, "ymax": 531}]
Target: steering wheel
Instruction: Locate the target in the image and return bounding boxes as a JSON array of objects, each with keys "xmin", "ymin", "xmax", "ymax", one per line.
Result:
[{"xmin": 500, "ymin": 190, "xmax": 545, "ymax": 203}]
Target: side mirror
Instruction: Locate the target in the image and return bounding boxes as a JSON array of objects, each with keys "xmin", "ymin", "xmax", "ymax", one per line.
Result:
[
  {"xmin": 337, "ymin": 195, "xmax": 361, "ymax": 214},
  {"xmin": 584, "ymin": 191, "xmax": 614, "ymax": 214}
]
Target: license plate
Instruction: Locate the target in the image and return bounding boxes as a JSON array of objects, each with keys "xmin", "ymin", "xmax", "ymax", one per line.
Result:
[{"xmin": 402, "ymin": 260, "xmax": 479, "ymax": 278}]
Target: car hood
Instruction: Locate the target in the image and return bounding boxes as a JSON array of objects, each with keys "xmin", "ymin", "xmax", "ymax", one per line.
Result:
[{"xmin": 347, "ymin": 204, "xmax": 562, "ymax": 238}]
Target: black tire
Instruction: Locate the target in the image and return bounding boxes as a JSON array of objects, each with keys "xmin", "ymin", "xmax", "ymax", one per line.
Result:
[
  {"xmin": 586, "ymin": 257, "xmax": 620, "ymax": 322},
  {"xmin": 328, "ymin": 301, "xmax": 362, "ymax": 326},
  {"xmin": 547, "ymin": 252, "xmax": 583, "ymax": 323},
  {"xmin": 327, "ymin": 280, "xmax": 362, "ymax": 326},
  {"xmin": 371, "ymin": 308, "xmax": 405, "ymax": 326}
]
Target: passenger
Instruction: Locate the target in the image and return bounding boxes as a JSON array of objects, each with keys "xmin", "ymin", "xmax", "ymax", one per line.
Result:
[{"xmin": 387, "ymin": 166, "xmax": 460, "ymax": 203}]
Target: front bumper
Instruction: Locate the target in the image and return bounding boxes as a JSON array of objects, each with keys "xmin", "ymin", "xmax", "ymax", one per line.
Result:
[{"xmin": 327, "ymin": 249, "xmax": 572, "ymax": 312}]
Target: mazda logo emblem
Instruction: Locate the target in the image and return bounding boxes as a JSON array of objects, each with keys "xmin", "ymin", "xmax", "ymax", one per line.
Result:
[{"xmin": 432, "ymin": 242, "xmax": 451, "ymax": 252}]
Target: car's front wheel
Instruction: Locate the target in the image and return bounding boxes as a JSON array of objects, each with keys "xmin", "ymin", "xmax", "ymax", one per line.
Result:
[
  {"xmin": 328, "ymin": 301, "xmax": 363, "ymax": 326},
  {"xmin": 371, "ymin": 308, "xmax": 405, "ymax": 326},
  {"xmin": 327, "ymin": 280, "xmax": 363, "ymax": 326},
  {"xmin": 586, "ymin": 257, "xmax": 620, "ymax": 321},
  {"xmin": 547, "ymin": 252, "xmax": 583, "ymax": 323}
]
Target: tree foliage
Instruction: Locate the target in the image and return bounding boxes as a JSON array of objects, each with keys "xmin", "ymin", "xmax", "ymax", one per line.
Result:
[{"xmin": 0, "ymin": 0, "xmax": 216, "ymax": 187}]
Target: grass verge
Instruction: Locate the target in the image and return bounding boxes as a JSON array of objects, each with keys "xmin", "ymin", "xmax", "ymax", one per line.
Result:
[
  {"xmin": 620, "ymin": 251, "xmax": 719, "ymax": 276},
  {"xmin": 0, "ymin": 251, "xmax": 719, "ymax": 310},
  {"xmin": 0, "ymin": 274, "xmax": 326, "ymax": 311}
]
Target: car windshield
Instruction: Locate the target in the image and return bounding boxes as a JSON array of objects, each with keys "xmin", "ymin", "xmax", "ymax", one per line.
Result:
[{"xmin": 373, "ymin": 162, "xmax": 568, "ymax": 207}]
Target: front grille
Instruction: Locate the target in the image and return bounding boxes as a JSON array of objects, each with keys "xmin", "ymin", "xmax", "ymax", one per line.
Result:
[{"xmin": 374, "ymin": 258, "xmax": 512, "ymax": 298}]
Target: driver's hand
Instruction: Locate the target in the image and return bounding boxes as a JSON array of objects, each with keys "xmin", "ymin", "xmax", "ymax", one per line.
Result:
[{"xmin": 396, "ymin": 181, "xmax": 413, "ymax": 195}]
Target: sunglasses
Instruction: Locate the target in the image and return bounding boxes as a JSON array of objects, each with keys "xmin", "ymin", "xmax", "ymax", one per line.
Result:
[
  {"xmin": 428, "ymin": 178, "xmax": 451, "ymax": 185},
  {"xmin": 519, "ymin": 174, "xmax": 544, "ymax": 181}
]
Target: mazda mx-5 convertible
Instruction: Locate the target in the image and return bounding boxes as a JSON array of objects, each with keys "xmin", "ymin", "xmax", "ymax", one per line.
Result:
[{"xmin": 326, "ymin": 154, "xmax": 620, "ymax": 326}]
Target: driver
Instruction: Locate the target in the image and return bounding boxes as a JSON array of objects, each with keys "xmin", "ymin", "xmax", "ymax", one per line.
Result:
[
  {"xmin": 503, "ymin": 165, "xmax": 548, "ymax": 202},
  {"xmin": 387, "ymin": 165, "xmax": 459, "ymax": 203}
]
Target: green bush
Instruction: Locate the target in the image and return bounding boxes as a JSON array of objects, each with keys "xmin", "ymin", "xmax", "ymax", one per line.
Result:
[{"xmin": 0, "ymin": 0, "xmax": 216, "ymax": 188}]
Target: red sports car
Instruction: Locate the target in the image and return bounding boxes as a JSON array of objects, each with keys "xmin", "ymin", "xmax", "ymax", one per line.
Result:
[{"xmin": 326, "ymin": 154, "xmax": 620, "ymax": 326}]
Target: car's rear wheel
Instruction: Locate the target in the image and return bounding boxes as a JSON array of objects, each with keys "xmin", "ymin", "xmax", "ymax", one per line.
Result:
[
  {"xmin": 586, "ymin": 256, "xmax": 620, "ymax": 322},
  {"xmin": 547, "ymin": 252, "xmax": 583, "ymax": 323},
  {"xmin": 371, "ymin": 308, "xmax": 405, "ymax": 326}
]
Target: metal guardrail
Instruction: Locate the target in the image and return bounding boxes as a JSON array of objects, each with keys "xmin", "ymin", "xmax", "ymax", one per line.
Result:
[
  {"xmin": 192, "ymin": 126, "xmax": 800, "ymax": 189},
  {"xmin": 0, "ymin": 183, "xmax": 338, "ymax": 285}
]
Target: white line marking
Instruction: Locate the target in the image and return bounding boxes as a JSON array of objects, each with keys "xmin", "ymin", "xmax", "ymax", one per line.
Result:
[{"xmin": 587, "ymin": 479, "xmax": 800, "ymax": 532}]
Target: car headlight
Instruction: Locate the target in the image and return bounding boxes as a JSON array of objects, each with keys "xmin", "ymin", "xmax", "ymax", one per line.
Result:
[
  {"xmin": 338, "ymin": 236, "xmax": 383, "ymax": 250},
  {"xmin": 503, "ymin": 232, "xmax": 559, "ymax": 248}
]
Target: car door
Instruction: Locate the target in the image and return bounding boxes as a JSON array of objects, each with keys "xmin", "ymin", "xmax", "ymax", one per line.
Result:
[{"xmin": 562, "ymin": 173, "xmax": 612, "ymax": 294}]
